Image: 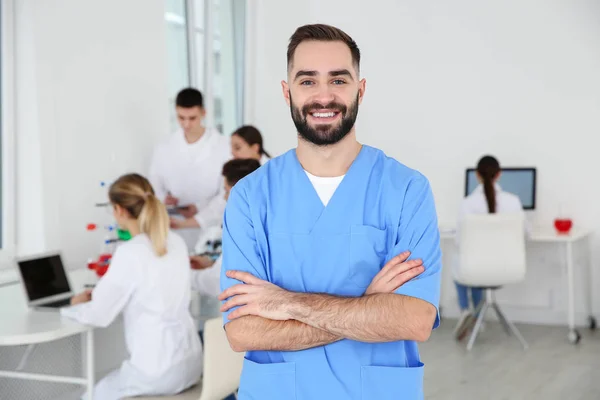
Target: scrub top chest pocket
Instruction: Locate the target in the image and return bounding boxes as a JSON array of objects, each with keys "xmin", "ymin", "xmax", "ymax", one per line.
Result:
[{"xmin": 349, "ymin": 224, "xmax": 389, "ymax": 289}]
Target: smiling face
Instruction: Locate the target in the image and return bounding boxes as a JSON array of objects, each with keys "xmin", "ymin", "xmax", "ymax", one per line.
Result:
[{"xmin": 282, "ymin": 40, "xmax": 366, "ymax": 146}]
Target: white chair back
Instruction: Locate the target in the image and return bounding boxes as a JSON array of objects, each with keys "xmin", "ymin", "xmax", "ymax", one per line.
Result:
[
  {"xmin": 455, "ymin": 212, "xmax": 526, "ymax": 287},
  {"xmin": 198, "ymin": 317, "xmax": 244, "ymax": 400}
]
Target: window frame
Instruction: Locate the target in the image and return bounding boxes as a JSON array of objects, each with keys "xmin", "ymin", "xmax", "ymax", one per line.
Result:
[
  {"xmin": 170, "ymin": 0, "xmax": 245, "ymax": 133},
  {"xmin": 0, "ymin": 0, "xmax": 16, "ymax": 267}
]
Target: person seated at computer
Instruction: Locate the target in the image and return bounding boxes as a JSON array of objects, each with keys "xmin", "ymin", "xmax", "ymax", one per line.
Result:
[
  {"xmin": 230, "ymin": 125, "xmax": 271, "ymax": 165},
  {"xmin": 62, "ymin": 174, "xmax": 202, "ymax": 400},
  {"xmin": 189, "ymin": 158, "xmax": 262, "ymax": 298},
  {"xmin": 454, "ymin": 155, "xmax": 525, "ymax": 338}
]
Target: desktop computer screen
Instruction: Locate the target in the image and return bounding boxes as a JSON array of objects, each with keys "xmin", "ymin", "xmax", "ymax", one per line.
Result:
[{"xmin": 464, "ymin": 168, "xmax": 536, "ymax": 210}]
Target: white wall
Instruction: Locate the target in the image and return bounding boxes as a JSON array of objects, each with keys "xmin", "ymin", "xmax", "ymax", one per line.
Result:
[
  {"xmin": 14, "ymin": 0, "xmax": 170, "ymax": 270},
  {"xmin": 247, "ymin": 0, "xmax": 600, "ymax": 325}
]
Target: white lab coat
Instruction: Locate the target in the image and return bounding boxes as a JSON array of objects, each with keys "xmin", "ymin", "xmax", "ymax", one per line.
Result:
[
  {"xmin": 456, "ymin": 183, "xmax": 529, "ymax": 246},
  {"xmin": 260, "ymin": 154, "xmax": 270, "ymax": 165},
  {"xmin": 191, "ymin": 226, "xmax": 223, "ymax": 322},
  {"xmin": 149, "ymin": 129, "xmax": 231, "ymax": 229},
  {"xmin": 62, "ymin": 232, "xmax": 202, "ymax": 400},
  {"xmin": 191, "ymin": 257, "xmax": 222, "ymax": 299}
]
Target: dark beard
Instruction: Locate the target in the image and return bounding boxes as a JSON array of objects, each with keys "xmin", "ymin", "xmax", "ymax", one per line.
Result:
[{"xmin": 290, "ymin": 94, "xmax": 359, "ymax": 146}]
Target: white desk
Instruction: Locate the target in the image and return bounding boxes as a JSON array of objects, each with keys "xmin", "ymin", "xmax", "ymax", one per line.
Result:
[
  {"xmin": 441, "ymin": 228, "xmax": 595, "ymax": 344},
  {"xmin": 0, "ymin": 268, "xmax": 100, "ymax": 400}
]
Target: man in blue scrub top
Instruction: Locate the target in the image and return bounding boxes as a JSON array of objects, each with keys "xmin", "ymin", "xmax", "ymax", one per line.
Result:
[{"xmin": 219, "ymin": 24, "xmax": 442, "ymax": 400}]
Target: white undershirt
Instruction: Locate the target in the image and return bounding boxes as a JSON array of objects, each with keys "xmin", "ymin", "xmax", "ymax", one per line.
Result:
[{"xmin": 304, "ymin": 171, "xmax": 345, "ymax": 206}]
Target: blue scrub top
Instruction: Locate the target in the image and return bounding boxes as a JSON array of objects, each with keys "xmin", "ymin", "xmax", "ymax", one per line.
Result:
[{"xmin": 221, "ymin": 145, "xmax": 442, "ymax": 400}]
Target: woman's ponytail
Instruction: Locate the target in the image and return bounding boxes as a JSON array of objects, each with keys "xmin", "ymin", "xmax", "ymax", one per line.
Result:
[
  {"xmin": 261, "ymin": 148, "xmax": 271, "ymax": 158},
  {"xmin": 138, "ymin": 193, "xmax": 170, "ymax": 257},
  {"xmin": 482, "ymin": 176, "xmax": 496, "ymax": 214},
  {"xmin": 476, "ymin": 155, "xmax": 501, "ymax": 214}
]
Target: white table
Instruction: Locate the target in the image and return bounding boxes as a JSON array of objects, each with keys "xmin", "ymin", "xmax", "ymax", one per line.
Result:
[
  {"xmin": 440, "ymin": 228, "xmax": 595, "ymax": 344},
  {"xmin": 0, "ymin": 268, "xmax": 99, "ymax": 399}
]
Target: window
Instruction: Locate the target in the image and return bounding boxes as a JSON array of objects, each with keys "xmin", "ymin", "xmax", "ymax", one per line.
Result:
[
  {"xmin": 1, "ymin": 4, "xmax": 3, "ymax": 250},
  {"xmin": 0, "ymin": 0, "xmax": 16, "ymax": 265},
  {"xmin": 165, "ymin": 0, "xmax": 246, "ymax": 135},
  {"xmin": 165, "ymin": 0, "xmax": 190, "ymax": 132},
  {"xmin": 192, "ymin": 0, "xmax": 205, "ymax": 90},
  {"xmin": 212, "ymin": 0, "xmax": 246, "ymax": 135}
]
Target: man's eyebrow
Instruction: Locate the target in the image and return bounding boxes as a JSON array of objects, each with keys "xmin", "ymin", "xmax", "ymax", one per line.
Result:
[
  {"xmin": 294, "ymin": 70, "xmax": 317, "ymax": 80},
  {"xmin": 329, "ymin": 69, "xmax": 353, "ymax": 79}
]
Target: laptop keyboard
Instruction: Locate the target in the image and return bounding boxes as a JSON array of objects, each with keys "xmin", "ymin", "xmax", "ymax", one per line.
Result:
[{"xmin": 42, "ymin": 298, "xmax": 72, "ymax": 308}]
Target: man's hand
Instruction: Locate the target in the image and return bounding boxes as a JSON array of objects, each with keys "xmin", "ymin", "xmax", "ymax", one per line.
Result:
[
  {"xmin": 165, "ymin": 193, "xmax": 179, "ymax": 206},
  {"xmin": 170, "ymin": 217, "xmax": 200, "ymax": 229},
  {"xmin": 178, "ymin": 205, "xmax": 198, "ymax": 219},
  {"xmin": 219, "ymin": 271, "xmax": 294, "ymax": 321},
  {"xmin": 365, "ymin": 251, "xmax": 424, "ymax": 295},
  {"xmin": 71, "ymin": 289, "xmax": 93, "ymax": 305},
  {"xmin": 190, "ymin": 255, "xmax": 215, "ymax": 270},
  {"xmin": 219, "ymin": 251, "xmax": 425, "ymax": 322}
]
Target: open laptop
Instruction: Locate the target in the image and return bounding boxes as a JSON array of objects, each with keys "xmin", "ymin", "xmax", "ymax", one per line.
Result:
[{"xmin": 16, "ymin": 252, "xmax": 74, "ymax": 310}]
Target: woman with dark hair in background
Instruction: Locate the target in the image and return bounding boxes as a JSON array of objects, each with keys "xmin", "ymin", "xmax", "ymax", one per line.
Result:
[
  {"xmin": 230, "ymin": 125, "xmax": 271, "ymax": 165},
  {"xmin": 454, "ymin": 155, "xmax": 525, "ymax": 338}
]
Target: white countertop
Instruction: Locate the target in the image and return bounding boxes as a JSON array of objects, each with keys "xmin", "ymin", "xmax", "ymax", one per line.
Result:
[
  {"xmin": 440, "ymin": 227, "xmax": 591, "ymax": 243},
  {"xmin": 0, "ymin": 268, "xmax": 19, "ymax": 287},
  {"xmin": 0, "ymin": 268, "xmax": 99, "ymax": 346},
  {"xmin": 528, "ymin": 228, "xmax": 591, "ymax": 243}
]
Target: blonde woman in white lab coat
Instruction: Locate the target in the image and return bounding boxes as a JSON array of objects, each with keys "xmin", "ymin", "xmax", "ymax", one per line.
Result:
[
  {"xmin": 63, "ymin": 174, "xmax": 202, "ymax": 400},
  {"xmin": 454, "ymin": 155, "xmax": 525, "ymax": 338}
]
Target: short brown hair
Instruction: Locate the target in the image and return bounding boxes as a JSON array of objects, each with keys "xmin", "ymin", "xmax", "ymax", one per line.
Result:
[
  {"xmin": 222, "ymin": 159, "xmax": 261, "ymax": 187},
  {"xmin": 287, "ymin": 24, "xmax": 361, "ymax": 72}
]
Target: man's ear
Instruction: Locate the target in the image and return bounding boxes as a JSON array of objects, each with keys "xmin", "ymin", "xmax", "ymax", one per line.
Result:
[
  {"xmin": 358, "ymin": 78, "xmax": 366, "ymax": 105},
  {"xmin": 282, "ymin": 81, "xmax": 291, "ymax": 106}
]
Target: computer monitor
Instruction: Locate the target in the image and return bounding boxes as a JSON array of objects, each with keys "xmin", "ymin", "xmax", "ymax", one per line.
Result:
[
  {"xmin": 16, "ymin": 252, "xmax": 73, "ymax": 304},
  {"xmin": 464, "ymin": 168, "xmax": 537, "ymax": 210}
]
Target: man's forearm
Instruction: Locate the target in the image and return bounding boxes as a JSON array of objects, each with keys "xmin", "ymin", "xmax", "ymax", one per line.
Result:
[
  {"xmin": 288, "ymin": 293, "xmax": 436, "ymax": 343},
  {"xmin": 225, "ymin": 315, "xmax": 341, "ymax": 352}
]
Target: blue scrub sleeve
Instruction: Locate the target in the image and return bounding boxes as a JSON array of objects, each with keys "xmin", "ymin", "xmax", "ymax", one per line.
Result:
[
  {"xmin": 219, "ymin": 184, "xmax": 268, "ymax": 325},
  {"xmin": 392, "ymin": 175, "xmax": 442, "ymax": 329}
]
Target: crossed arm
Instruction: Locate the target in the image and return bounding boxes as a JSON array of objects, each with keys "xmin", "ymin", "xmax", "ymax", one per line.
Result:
[
  {"xmin": 220, "ymin": 175, "xmax": 441, "ymax": 353},
  {"xmin": 224, "ymin": 316, "xmax": 340, "ymax": 352},
  {"xmin": 220, "ymin": 253, "xmax": 437, "ymax": 352}
]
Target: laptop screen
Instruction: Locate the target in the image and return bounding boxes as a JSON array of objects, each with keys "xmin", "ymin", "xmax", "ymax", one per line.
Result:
[{"xmin": 18, "ymin": 255, "xmax": 71, "ymax": 301}]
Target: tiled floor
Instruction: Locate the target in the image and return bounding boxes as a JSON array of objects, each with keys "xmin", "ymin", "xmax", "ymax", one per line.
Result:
[{"xmin": 421, "ymin": 319, "xmax": 600, "ymax": 399}]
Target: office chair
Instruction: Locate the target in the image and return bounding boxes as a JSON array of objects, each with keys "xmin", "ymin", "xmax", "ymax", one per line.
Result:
[{"xmin": 454, "ymin": 213, "xmax": 528, "ymax": 351}]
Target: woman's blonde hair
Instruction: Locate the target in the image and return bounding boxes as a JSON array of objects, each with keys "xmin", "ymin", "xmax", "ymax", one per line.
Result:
[{"xmin": 108, "ymin": 174, "xmax": 169, "ymax": 257}]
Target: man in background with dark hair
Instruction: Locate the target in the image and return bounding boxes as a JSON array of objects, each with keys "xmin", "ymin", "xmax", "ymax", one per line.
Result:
[
  {"xmin": 149, "ymin": 88, "xmax": 231, "ymax": 248},
  {"xmin": 218, "ymin": 24, "xmax": 441, "ymax": 399}
]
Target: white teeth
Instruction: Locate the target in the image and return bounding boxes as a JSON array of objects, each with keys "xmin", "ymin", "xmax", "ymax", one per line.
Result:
[{"xmin": 312, "ymin": 112, "xmax": 335, "ymax": 118}]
